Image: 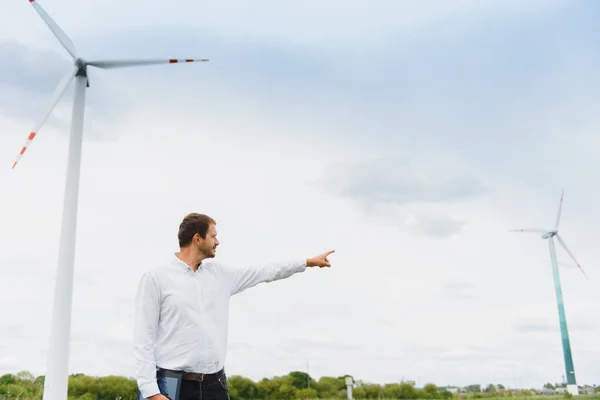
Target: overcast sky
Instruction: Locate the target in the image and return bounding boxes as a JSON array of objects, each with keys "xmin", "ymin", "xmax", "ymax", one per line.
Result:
[{"xmin": 1, "ymin": 0, "xmax": 600, "ymax": 390}]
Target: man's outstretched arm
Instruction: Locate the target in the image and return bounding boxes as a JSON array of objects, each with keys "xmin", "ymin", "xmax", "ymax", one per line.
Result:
[{"xmin": 229, "ymin": 250, "xmax": 335, "ymax": 295}]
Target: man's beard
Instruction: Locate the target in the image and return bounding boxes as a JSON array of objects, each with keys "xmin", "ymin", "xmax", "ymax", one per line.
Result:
[{"xmin": 200, "ymin": 244, "xmax": 216, "ymax": 258}]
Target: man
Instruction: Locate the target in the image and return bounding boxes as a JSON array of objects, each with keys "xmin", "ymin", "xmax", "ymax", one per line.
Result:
[{"xmin": 134, "ymin": 213, "xmax": 335, "ymax": 400}]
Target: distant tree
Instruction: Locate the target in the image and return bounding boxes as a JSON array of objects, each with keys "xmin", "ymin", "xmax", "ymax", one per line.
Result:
[
  {"xmin": 398, "ymin": 381, "xmax": 418, "ymax": 398},
  {"xmin": 485, "ymin": 384, "xmax": 497, "ymax": 392},
  {"xmin": 381, "ymin": 382, "xmax": 418, "ymax": 399},
  {"xmin": 228, "ymin": 375, "xmax": 258, "ymax": 400},
  {"xmin": 255, "ymin": 377, "xmax": 274, "ymax": 399},
  {"xmin": 352, "ymin": 387, "xmax": 367, "ymax": 399},
  {"xmin": 276, "ymin": 383, "xmax": 297, "ymax": 400},
  {"xmin": 15, "ymin": 371, "xmax": 35, "ymax": 382},
  {"xmin": 544, "ymin": 383, "xmax": 555, "ymax": 389},
  {"xmin": 34, "ymin": 375, "xmax": 45, "ymax": 387},
  {"xmin": 465, "ymin": 384, "xmax": 482, "ymax": 393},
  {"xmin": 422, "ymin": 383, "xmax": 439, "ymax": 398},
  {"xmin": 315, "ymin": 376, "xmax": 346, "ymax": 398},
  {"xmin": 256, "ymin": 376, "xmax": 292, "ymax": 399},
  {"xmin": 362, "ymin": 383, "xmax": 383, "ymax": 399},
  {"xmin": 287, "ymin": 371, "xmax": 314, "ymax": 390},
  {"xmin": 295, "ymin": 387, "xmax": 318, "ymax": 399},
  {"xmin": 0, "ymin": 374, "xmax": 16, "ymax": 386}
]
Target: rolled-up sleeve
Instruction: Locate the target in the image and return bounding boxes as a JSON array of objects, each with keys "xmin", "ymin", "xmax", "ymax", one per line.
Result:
[
  {"xmin": 133, "ymin": 272, "xmax": 161, "ymax": 398},
  {"xmin": 229, "ymin": 259, "xmax": 307, "ymax": 295}
]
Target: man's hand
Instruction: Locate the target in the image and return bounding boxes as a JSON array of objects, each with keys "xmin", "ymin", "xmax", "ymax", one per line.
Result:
[
  {"xmin": 306, "ymin": 250, "xmax": 335, "ymax": 268},
  {"xmin": 148, "ymin": 394, "xmax": 170, "ymax": 400}
]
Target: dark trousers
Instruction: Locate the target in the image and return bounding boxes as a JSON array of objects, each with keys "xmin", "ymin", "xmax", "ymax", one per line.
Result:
[{"xmin": 178, "ymin": 370, "xmax": 230, "ymax": 400}]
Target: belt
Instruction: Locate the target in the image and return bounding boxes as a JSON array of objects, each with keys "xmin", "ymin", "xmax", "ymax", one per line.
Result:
[{"xmin": 158, "ymin": 368, "xmax": 223, "ymax": 382}]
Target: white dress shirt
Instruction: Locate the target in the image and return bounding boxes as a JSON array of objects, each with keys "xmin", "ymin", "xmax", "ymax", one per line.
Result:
[{"xmin": 133, "ymin": 254, "xmax": 307, "ymax": 398}]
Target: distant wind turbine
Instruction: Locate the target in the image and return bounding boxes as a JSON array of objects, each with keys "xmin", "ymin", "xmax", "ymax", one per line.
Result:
[
  {"xmin": 509, "ymin": 189, "xmax": 588, "ymax": 396},
  {"xmin": 11, "ymin": 1, "xmax": 208, "ymax": 400}
]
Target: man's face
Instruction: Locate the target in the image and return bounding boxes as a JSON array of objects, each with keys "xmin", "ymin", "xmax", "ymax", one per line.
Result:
[{"xmin": 197, "ymin": 223, "xmax": 219, "ymax": 258}]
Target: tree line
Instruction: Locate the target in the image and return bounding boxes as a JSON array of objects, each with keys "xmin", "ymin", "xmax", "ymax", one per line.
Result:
[{"xmin": 0, "ymin": 370, "xmax": 596, "ymax": 400}]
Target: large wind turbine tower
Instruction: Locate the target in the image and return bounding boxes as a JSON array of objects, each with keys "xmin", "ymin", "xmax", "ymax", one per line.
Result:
[
  {"xmin": 510, "ymin": 190, "xmax": 588, "ymax": 396},
  {"xmin": 12, "ymin": 1, "xmax": 208, "ymax": 399}
]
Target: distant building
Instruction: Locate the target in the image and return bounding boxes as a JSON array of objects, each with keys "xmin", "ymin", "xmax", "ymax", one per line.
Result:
[{"xmin": 581, "ymin": 386, "xmax": 596, "ymax": 395}]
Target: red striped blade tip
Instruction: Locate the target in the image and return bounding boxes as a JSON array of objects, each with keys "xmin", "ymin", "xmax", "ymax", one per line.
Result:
[{"xmin": 169, "ymin": 59, "xmax": 209, "ymax": 63}]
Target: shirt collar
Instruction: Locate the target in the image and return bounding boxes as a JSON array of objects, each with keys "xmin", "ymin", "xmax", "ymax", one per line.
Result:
[{"xmin": 172, "ymin": 253, "xmax": 201, "ymax": 274}]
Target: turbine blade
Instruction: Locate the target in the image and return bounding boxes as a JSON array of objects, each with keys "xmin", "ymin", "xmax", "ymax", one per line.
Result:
[
  {"xmin": 555, "ymin": 189, "xmax": 564, "ymax": 230},
  {"xmin": 11, "ymin": 66, "xmax": 78, "ymax": 170},
  {"xmin": 87, "ymin": 59, "xmax": 209, "ymax": 69},
  {"xmin": 30, "ymin": 0, "xmax": 77, "ymax": 59},
  {"xmin": 556, "ymin": 234, "xmax": 588, "ymax": 280},
  {"xmin": 508, "ymin": 229, "xmax": 548, "ymax": 233}
]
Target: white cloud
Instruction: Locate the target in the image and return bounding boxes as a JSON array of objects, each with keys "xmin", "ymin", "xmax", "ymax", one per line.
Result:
[
  {"xmin": 313, "ymin": 155, "xmax": 485, "ymax": 238},
  {"xmin": 316, "ymin": 156, "xmax": 485, "ymax": 205}
]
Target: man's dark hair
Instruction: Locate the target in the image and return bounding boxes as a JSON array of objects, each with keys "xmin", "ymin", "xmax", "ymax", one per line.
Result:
[{"xmin": 178, "ymin": 213, "xmax": 216, "ymax": 248}]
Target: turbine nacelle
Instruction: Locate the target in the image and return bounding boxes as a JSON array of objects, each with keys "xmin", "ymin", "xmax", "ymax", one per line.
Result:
[
  {"xmin": 542, "ymin": 231, "xmax": 558, "ymax": 239},
  {"xmin": 74, "ymin": 57, "xmax": 88, "ymax": 72}
]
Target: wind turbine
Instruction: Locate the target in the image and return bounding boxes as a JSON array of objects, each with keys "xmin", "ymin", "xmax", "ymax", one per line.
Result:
[
  {"xmin": 509, "ymin": 189, "xmax": 588, "ymax": 396},
  {"xmin": 12, "ymin": 2, "xmax": 208, "ymax": 399}
]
